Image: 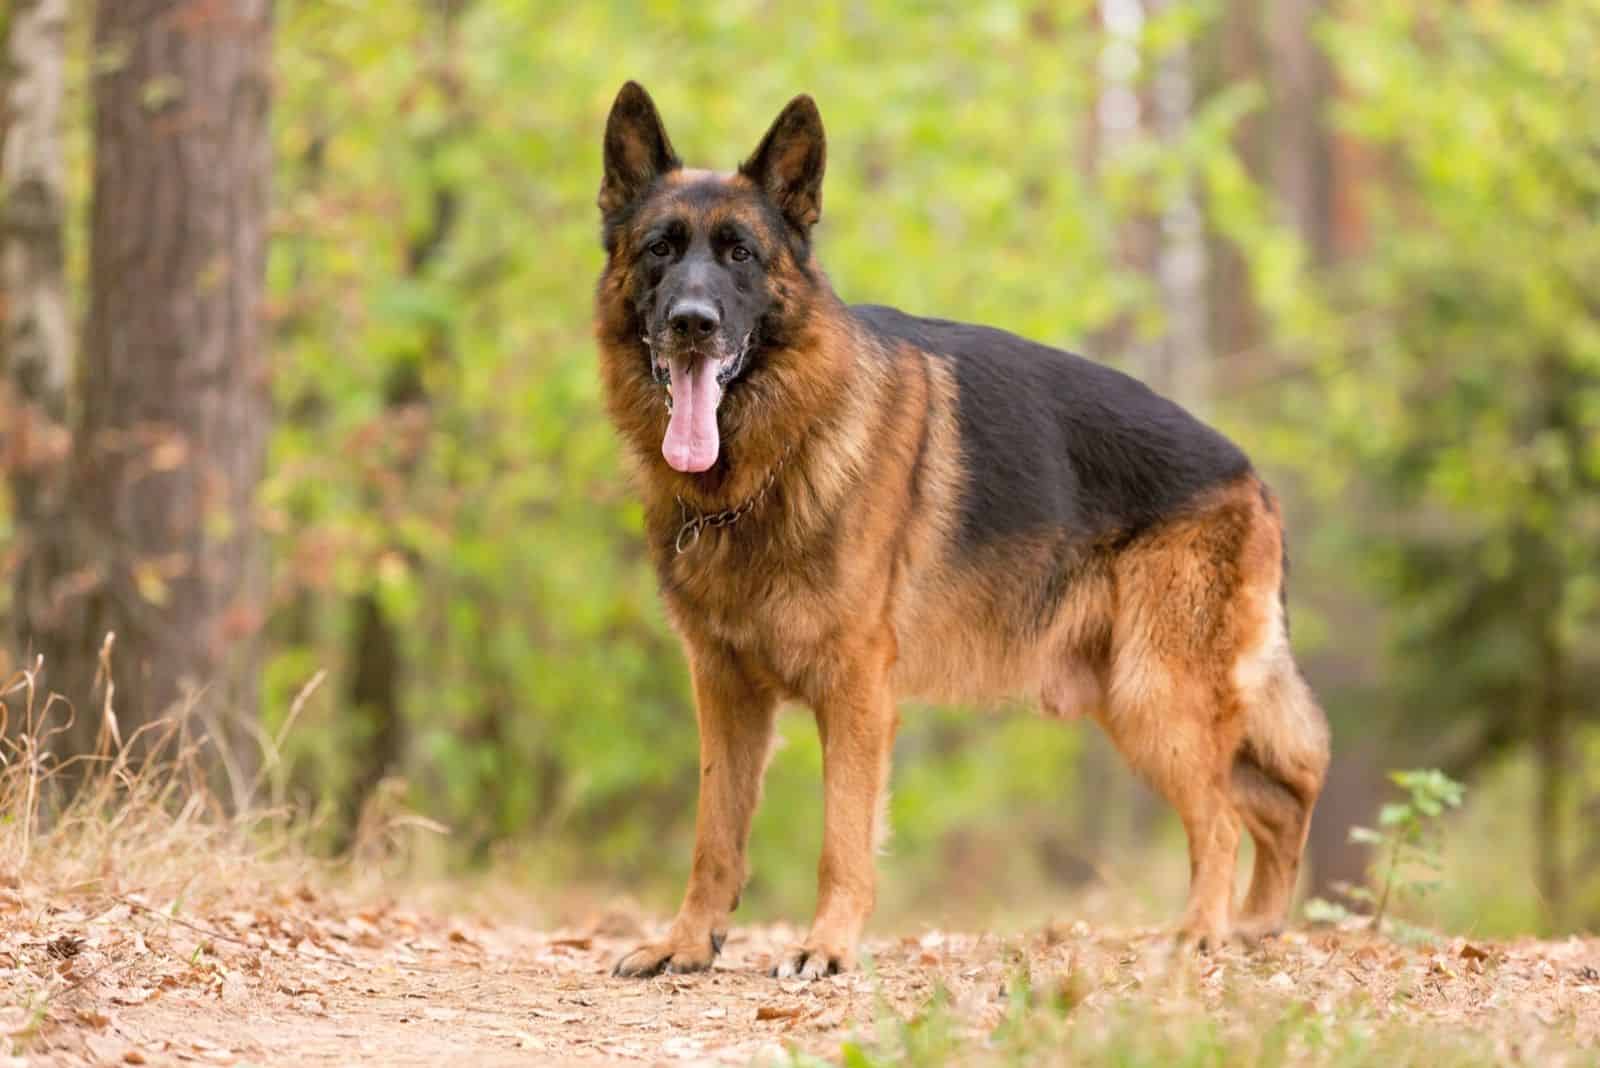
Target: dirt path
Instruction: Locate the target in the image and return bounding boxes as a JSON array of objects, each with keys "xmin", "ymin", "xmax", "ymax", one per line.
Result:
[{"xmin": 8, "ymin": 888, "xmax": 1600, "ymax": 1066}]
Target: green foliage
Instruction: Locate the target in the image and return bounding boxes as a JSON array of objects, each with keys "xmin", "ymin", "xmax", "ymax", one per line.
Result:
[
  {"xmin": 1311, "ymin": 1, "xmax": 1600, "ymax": 735},
  {"xmin": 1276, "ymin": 0, "xmax": 1600, "ymax": 926},
  {"xmin": 773, "ymin": 977, "xmax": 1527, "ymax": 1068},
  {"xmin": 1306, "ymin": 769, "xmax": 1465, "ymax": 941}
]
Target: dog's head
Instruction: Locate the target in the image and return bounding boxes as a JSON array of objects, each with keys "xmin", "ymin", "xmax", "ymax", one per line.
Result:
[{"xmin": 596, "ymin": 82, "xmax": 826, "ymax": 474}]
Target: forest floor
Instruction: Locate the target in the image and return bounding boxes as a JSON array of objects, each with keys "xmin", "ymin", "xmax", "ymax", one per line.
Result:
[
  {"xmin": 6, "ymin": 878, "xmax": 1600, "ymax": 1067},
  {"xmin": 1, "ymin": 699, "xmax": 1595, "ymax": 1067}
]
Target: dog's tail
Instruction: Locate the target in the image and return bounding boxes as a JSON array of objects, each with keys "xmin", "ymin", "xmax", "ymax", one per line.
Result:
[
  {"xmin": 1230, "ymin": 502, "xmax": 1330, "ymax": 854},
  {"xmin": 1232, "ymin": 660, "xmax": 1329, "ymax": 833}
]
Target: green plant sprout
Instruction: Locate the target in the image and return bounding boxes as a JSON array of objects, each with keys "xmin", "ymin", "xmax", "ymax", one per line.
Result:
[{"xmin": 1306, "ymin": 769, "xmax": 1466, "ymax": 941}]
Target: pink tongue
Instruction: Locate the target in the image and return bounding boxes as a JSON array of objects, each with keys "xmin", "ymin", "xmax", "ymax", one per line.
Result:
[{"xmin": 662, "ymin": 356, "xmax": 724, "ymax": 473}]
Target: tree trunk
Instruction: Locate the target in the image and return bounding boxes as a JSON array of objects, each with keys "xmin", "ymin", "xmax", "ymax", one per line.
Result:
[
  {"xmin": 1266, "ymin": 0, "xmax": 1334, "ymax": 263},
  {"xmin": 1533, "ymin": 615, "xmax": 1568, "ymax": 930},
  {"xmin": 1304, "ymin": 741, "xmax": 1383, "ymax": 897},
  {"xmin": 1204, "ymin": 0, "xmax": 1264, "ymax": 363},
  {"xmin": 35, "ymin": 0, "xmax": 273, "ymax": 800},
  {"xmin": 1, "ymin": 0, "xmax": 73, "ymax": 705},
  {"xmin": 1146, "ymin": 0, "xmax": 1210, "ymax": 416},
  {"xmin": 343, "ymin": 591, "xmax": 403, "ymax": 835}
]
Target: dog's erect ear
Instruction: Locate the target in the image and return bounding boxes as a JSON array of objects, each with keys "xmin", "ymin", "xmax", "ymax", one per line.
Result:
[
  {"xmin": 599, "ymin": 82, "xmax": 681, "ymax": 217},
  {"xmin": 740, "ymin": 95, "xmax": 826, "ymax": 234}
]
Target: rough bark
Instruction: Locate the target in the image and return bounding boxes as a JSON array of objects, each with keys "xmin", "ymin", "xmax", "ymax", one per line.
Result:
[
  {"xmin": 36, "ymin": 0, "xmax": 273, "ymax": 798},
  {"xmin": 1, "ymin": 0, "xmax": 73, "ymax": 701}
]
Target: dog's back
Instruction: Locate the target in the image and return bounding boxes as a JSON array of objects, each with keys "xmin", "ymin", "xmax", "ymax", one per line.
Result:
[{"xmin": 853, "ymin": 303, "xmax": 1252, "ymax": 549}]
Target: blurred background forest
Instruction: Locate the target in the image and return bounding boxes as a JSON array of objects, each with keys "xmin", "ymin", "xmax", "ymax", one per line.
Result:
[{"xmin": 1, "ymin": 0, "xmax": 1597, "ymax": 939}]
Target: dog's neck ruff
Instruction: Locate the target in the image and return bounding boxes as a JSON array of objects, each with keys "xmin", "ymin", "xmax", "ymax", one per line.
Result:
[{"xmin": 673, "ymin": 444, "xmax": 793, "ymax": 555}]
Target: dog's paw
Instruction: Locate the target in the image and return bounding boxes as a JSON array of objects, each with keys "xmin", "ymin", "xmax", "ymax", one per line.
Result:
[
  {"xmin": 1172, "ymin": 920, "xmax": 1232, "ymax": 954},
  {"xmin": 1230, "ymin": 917, "xmax": 1285, "ymax": 947},
  {"xmin": 612, "ymin": 932, "xmax": 724, "ymax": 979},
  {"xmin": 769, "ymin": 942, "xmax": 851, "ymax": 980}
]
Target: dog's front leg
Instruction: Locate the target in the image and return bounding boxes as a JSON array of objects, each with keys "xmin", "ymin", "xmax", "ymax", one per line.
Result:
[
  {"xmin": 613, "ymin": 644, "xmax": 777, "ymax": 978},
  {"xmin": 772, "ymin": 648, "xmax": 898, "ymax": 979}
]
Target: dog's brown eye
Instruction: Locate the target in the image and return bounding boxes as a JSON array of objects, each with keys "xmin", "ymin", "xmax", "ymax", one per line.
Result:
[
  {"xmin": 649, "ymin": 239, "xmax": 673, "ymax": 258},
  {"xmin": 729, "ymin": 245, "xmax": 752, "ymax": 263}
]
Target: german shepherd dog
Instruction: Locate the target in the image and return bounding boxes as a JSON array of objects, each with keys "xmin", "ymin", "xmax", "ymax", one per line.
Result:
[{"xmin": 595, "ymin": 82, "xmax": 1329, "ymax": 979}]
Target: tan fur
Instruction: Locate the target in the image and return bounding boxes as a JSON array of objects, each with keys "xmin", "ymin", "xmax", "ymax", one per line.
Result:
[{"xmin": 601, "ymin": 180, "xmax": 1329, "ymax": 977}]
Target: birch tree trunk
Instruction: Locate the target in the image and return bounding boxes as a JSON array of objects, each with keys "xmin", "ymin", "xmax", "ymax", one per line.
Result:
[
  {"xmin": 1148, "ymin": 0, "xmax": 1210, "ymax": 415},
  {"xmin": 2, "ymin": 0, "xmax": 73, "ymax": 699}
]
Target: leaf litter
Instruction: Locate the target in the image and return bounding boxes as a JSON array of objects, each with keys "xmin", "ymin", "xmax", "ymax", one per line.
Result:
[{"xmin": 5, "ymin": 878, "xmax": 1599, "ymax": 1066}]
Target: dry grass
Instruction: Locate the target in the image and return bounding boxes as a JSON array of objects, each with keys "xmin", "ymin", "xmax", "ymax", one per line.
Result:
[
  {"xmin": 3, "ymin": 648, "xmax": 300, "ymax": 889},
  {"xmin": 0, "ymin": 643, "xmax": 338, "ymax": 1061}
]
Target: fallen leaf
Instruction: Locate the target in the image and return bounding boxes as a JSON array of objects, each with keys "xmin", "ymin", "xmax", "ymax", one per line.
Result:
[
  {"xmin": 46, "ymin": 934, "xmax": 85, "ymax": 960},
  {"xmin": 550, "ymin": 936, "xmax": 593, "ymax": 950},
  {"xmin": 756, "ymin": 1005, "xmax": 805, "ymax": 1022}
]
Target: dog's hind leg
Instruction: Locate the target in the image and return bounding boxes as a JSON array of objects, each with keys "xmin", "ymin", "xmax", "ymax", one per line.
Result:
[
  {"xmin": 1095, "ymin": 666, "xmax": 1244, "ymax": 948},
  {"xmin": 1094, "ymin": 481, "xmax": 1307, "ymax": 948}
]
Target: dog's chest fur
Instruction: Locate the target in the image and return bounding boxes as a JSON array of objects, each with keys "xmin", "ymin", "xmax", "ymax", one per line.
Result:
[{"xmin": 655, "ymin": 502, "xmax": 881, "ymax": 703}]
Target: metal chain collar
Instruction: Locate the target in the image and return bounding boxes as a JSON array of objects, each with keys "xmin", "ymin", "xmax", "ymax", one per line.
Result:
[{"xmin": 673, "ymin": 445, "xmax": 793, "ymax": 555}]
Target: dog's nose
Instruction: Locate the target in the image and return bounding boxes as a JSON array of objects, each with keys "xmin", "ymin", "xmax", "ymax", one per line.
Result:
[{"xmin": 668, "ymin": 300, "xmax": 720, "ymax": 340}]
